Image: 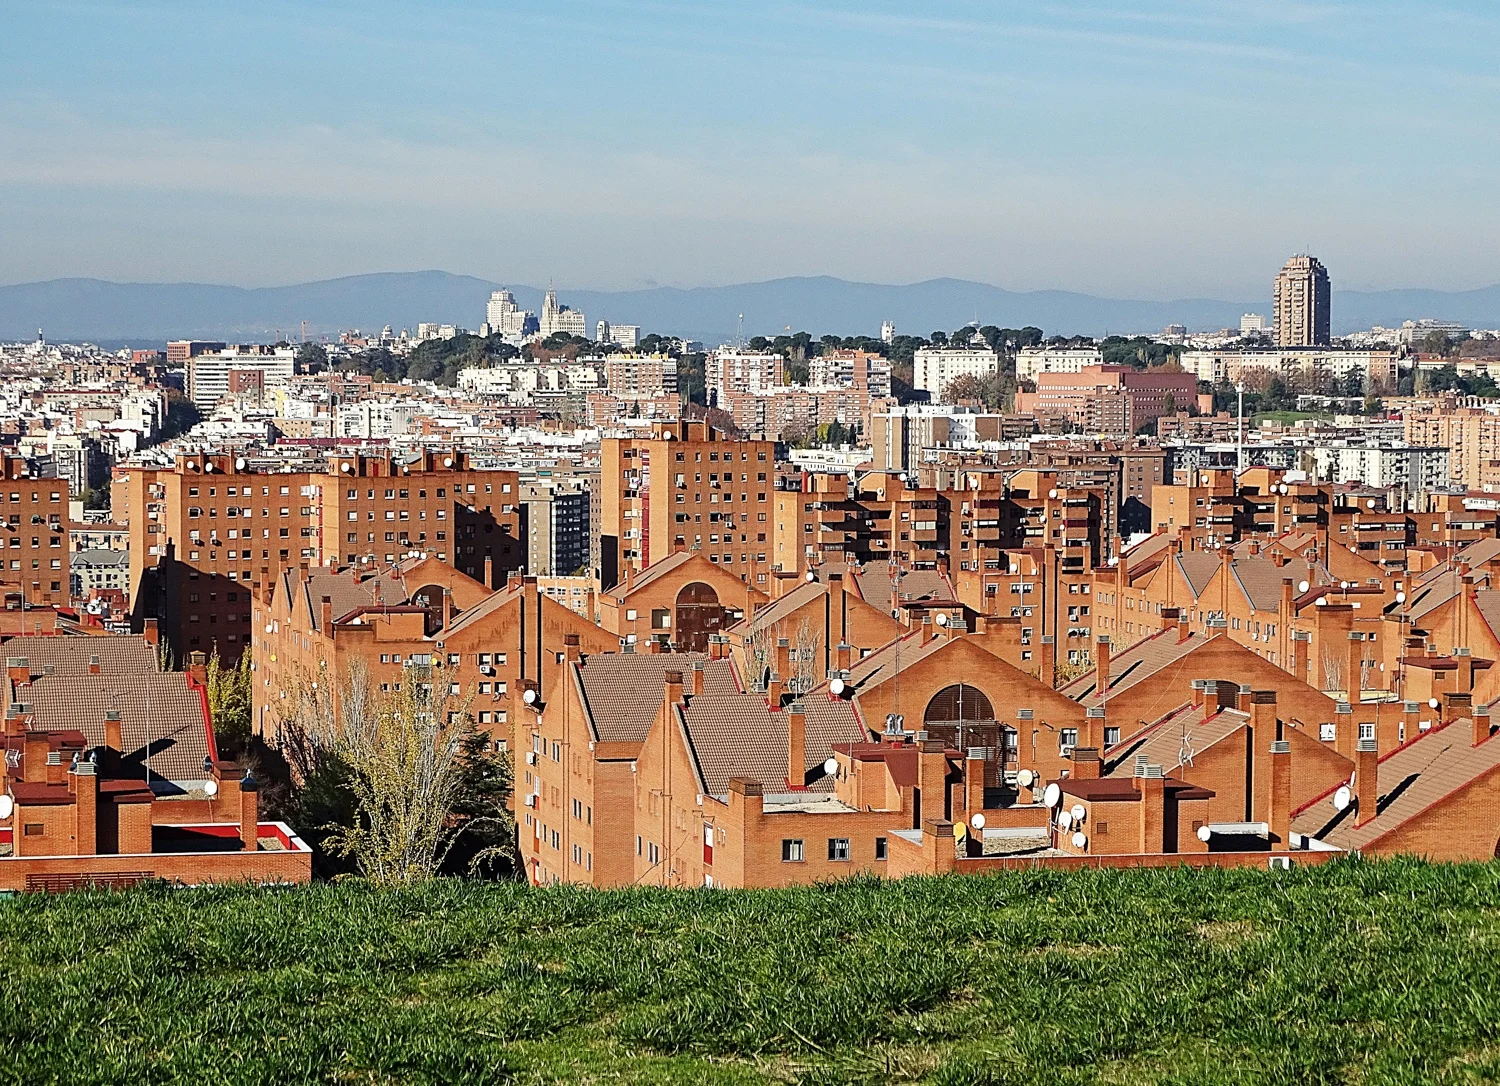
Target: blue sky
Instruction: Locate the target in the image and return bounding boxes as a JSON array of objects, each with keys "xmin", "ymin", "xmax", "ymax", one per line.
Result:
[{"xmin": 2, "ymin": 0, "xmax": 1497, "ymax": 298}]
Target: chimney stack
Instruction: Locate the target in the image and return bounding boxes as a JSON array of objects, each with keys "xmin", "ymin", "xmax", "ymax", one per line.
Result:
[
  {"xmin": 87, "ymin": 654, "xmax": 101, "ymax": 676},
  {"xmin": 105, "ymin": 709, "xmax": 122, "ymax": 752},
  {"xmin": 691, "ymin": 660, "xmax": 705, "ymax": 696},
  {"xmin": 1346, "ymin": 631, "xmax": 1364, "ymax": 707},
  {"xmin": 563, "ymin": 632, "xmax": 581, "ymax": 664},
  {"xmin": 836, "ymin": 642, "xmax": 852, "ymax": 671},
  {"xmin": 767, "ymin": 672, "xmax": 784, "ymax": 711},
  {"xmin": 1474, "ymin": 705, "xmax": 1492, "ymax": 747},
  {"xmin": 775, "ymin": 637, "xmax": 790, "ymax": 680},
  {"xmin": 321, "ymin": 594, "xmax": 334, "ymax": 632},
  {"xmin": 239, "ymin": 769, "xmax": 259, "ymax": 852},
  {"xmin": 71, "ymin": 753, "xmax": 98, "ymax": 856},
  {"xmin": 1094, "ymin": 635, "xmax": 1111, "ymax": 697},
  {"xmin": 1134, "ymin": 763, "xmax": 1165, "ymax": 854},
  {"xmin": 787, "ymin": 701, "xmax": 806, "ymax": 788},
  {"xmin": 1268, "ymin": 739, "xmax": 1291, "ymax": 850},
  {"xmin": 1040, "ymin": 634, "xmax": 1055, "ymax": 689},
  {"xmin": 664, "ymin": 669, "xmax": 685, "ymax": 707},
  {"xmin": 1354, "ymin": 738, "xmax": 1379, "ymax": 827}
]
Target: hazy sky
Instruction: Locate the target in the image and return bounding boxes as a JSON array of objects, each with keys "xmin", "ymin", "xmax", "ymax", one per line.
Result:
[{"xmin": 3, "ymin": 0, "xmax": 1498, "ymax": 298}]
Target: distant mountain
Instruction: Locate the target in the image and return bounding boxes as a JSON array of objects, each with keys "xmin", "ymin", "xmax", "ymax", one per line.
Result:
[{"xmin": 3, "ymin": 271, "xmax": 1499, "ymax": 346}]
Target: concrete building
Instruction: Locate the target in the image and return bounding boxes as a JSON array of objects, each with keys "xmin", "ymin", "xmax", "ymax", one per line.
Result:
[
  {"xmin": 165, "ymin": 341, "xmax": 226, "ymax": 364},
  {"xmin": 596, "ymin": 321, "xmax": 641, "ymax": 349},
  {"xmin": 540, "ymin": 286, "xmax": 587, "ymax": 338},
  {"xmin": 708, "ymin": 350, "xmax": 785, "ymax": 402},
  {"xmin": 1015, "ymin": 347, "xmax": 1103, "ymax": 383},
  {"xmin": 1273, "ymin": 255, "xmax": 1331, "ymax": 347},
  {"xmin": 605, "ymin": 355, "xmax": 678, "ymax": 399},
  {"xmin": 913, "ymin": 347, "xmax": 999, "ymax": 395},
  {"xmin": 70, "ymin": 548, "xmax": 129, "ymax": 598},
  {"xmin": 1405, "ymin": 407, "xmax": 1500, "ymax": 491},
  {"xmin": 1240, "ymin": 314, "xmax": 1267, "ymax": 334},
  {"xmin": 521, "ymin": 479, "xmax": 591, "ymax": 577},
  {"xmin": 185, "ymin": 346, "xmax": 296, "ymax": 412},
  {"xmin": 485, "ymin": 289, "xmax": 537, "ymax": 338}
]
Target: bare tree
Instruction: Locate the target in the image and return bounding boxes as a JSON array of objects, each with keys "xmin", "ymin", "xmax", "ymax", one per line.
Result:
[
  {"xmin": 787, "ymin": 616, "xmax": 823, "ymax": 695},
  {"xmin": 745, "ymin": 623, "xmax": 775, "ymax": 692},
  {"xmin": 277, "ymin": 659, "xmax": 513, "ymax": 884}
]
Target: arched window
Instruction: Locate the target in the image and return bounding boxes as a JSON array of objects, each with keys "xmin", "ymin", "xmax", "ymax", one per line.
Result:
[{"xmin": 924, "ymin": 684, "xmax": 995, "ymax": 725}]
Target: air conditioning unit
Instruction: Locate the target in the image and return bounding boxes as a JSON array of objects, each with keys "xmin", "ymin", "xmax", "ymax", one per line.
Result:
[
  {"xmin": 523, "ymin": 793, "xmax": 536, "ymax": 807},
  {"xmin": 525, "ymin": 752, "xmax": 537, "ymax": 765},
  {"xmin": 479, "ymin": 665, "xmax": 493, "ymax": 675},
  {"xmin": 1059, "ymin": 744, "xmax": 1075, "ymax": 758},
  {"xmin": 1268, "ymin": 855, "xmax": 1292, "ymax": 870}
]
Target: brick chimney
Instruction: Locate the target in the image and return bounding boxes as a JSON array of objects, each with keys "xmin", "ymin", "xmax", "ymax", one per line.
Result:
[
  {"xmin": 1237, "ymin": 683, "xmax": 1254, "ymax": 714},
  {"xmin": 1094, "ymin": 635, "xmax": 1111, "ymax": 697},
  {"xmin": 484, "ymin": 554, "xmax": 494, "ymax": 588},
  {"xmin": 787, "ymin": 701, "xmax": 806, "ymax": 788},
  {"xmin": 143, "ymin": 617, "xmax": 159, "ymax": 646},
  {"xmin": 1084, "ymin": 705, "xmax": 1105, "ymax": 751},
  {"xmin": 239, "ymin": 768, "xmax": 259, "ymax": 852},
  {"xmin": 775, "ymin": 637, "xmax": 790, "ymax": 679},
  {"xmin": 1268, "ymin": 739, "xmax": 1291, "ymax": 850},
  {"xmin": 1070, "ymin": 745, "xmax": 1101, "ymax": 780},
  {"xmin": 1134, "ymin": 763, "xmax": 1165, "ymax": 854},
  {"xmin": 23, "ymin": 731, "xmax": 48, "ymax": 783},
  {"xmin": 6, "ymin": 657, "xmax": 29, "ymax": 687},
  {"xmin": 71, "ymin": 753, "xmax": 98, "ymax": 856},
  {"xmin": 1039, "ymin": 634, "xmax": 1055, "ymax": 689},
  {"xmin": 1333, "ymin": 702, "xmax": 1354, "ymax": 760},
  {"xmin": 105, "ymin": 709, "xmax": 122, "ymax": 752},
  {"xmin": 563, "ymin": 632, "xmax": 580, "ymax": 664},
  {"xmin": 1160, "ymin": 606, "xmax": 1180, "ymax": 633},
  {"xmin": 1354, "ymin": 737, "xmax": 1379, "ymax": 827},
  {"xmin": 1455, "ymin": 647, "xmax": 1475, "ymax": 693},
  {"xmin": 663, "ymin": 669, "xmax": 685, "ymax": 707},
  {"xmin": 1474, "ymin": 705, "xmax": 1492, "ymax": 747},
  {"xmin": 1346, "ymin": 631, "xmax": 1364, "ymax": 707},
  {"xmin": 1248, "ymin": 690, "xmax": 1278, "ymax": 823},
  {"xmin": 836, "ymin": 642, "xmax": 852, "ymax": 671},
  {"xmin": 321, "ymin": 594, "xmax": 334, "ymax": 632},
  {"xmin": 964, "ymin": 748, "xmax": 985, "ymax": 814},
  {"xmin": 690, "ymin": 660, "xmax": 705, "ymax": 696},
  {"xmin": 1402, "ymin": 700, "xmax": 1420, "ymax": 744},
  {"xmin": 87, "ymin": 654, "xmax": 101, "ymax": 676},
  {"xmin": 767, "ymin": 672, "xmax": 784, "ymax": 711}
]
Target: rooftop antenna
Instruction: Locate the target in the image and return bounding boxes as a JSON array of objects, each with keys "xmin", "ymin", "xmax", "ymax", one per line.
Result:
[{"xmin": 737, "ymin": 313, "xmax": 745, "ymax": 348}]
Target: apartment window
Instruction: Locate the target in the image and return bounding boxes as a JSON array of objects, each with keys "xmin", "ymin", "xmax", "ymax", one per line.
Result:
[
  {"xmin": 874, "ymin": 836, "xmax": 887, "ymax": 861},
  {"xmin": 1104, "ymin": 727, "xmax": 1120, "ymax": 746},
  {"xmin": 781, "ymin": 839, "xmax": 804, "ymax": 863},
  {"xmin": 1060, "ymin": 728, "xmax": 1078, "ymax": 749},
  {"xmin": 827, "ymin": 838, "xmax": 850, "ymax": 862}
]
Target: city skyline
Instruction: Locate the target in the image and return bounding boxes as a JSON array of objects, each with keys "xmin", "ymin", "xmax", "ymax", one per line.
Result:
[{"xmin": 4, "ymin": 2, "xmax": 1500, "ymax": 297}]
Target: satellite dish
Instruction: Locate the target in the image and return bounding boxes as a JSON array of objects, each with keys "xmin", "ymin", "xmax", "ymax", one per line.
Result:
[
  {"xmin": 935, "ymin": 613, "xmax": 949, "ymax": 627},
  {"xmin": 235, "ymin": 457, "xmax": 246, "ymax": 470},
  {"xmin": 1367, "ymin": 498, "xmax": 1376, "ymax": 509},
  {"xmin": 204, "ymin": 461, "xmax": 214, "ymax": 472},
  {"xmin": 1196, "ymin": 824, "xmax": 1213, "ymax": 842},
  {"xmin": 971, "ymin": 813, "xmax": 986, "ymax": 830},
  {"xmin": 0, "ymin": 795, "xmax": 11, "ymax": 819},
  {"xmin": 1048, "ymin": 489, "xmax": 1059, "ymax": 499},
  {"xmin": 522, "ymin": 688, "xmax": 538, "ymax": 705},
  {"xmin": 1333, "ymin": 785, "xmax": 1351, "ymax": 811},
  {"xmin": 1298, "ymin": 580, "xmax": 1310, "ymax": 593},
  {"xmin": 1071, "ymin": 831, "xmax": 1087, "ymax": 850},
  {"xmin": 443, "ymin": 457, "xmax": 454, "ymax": 468},
  {"xmin": 1340, "ymin": 580, "xmax": 1349, "ymax": 589},
  {"xmin": 805, "ymin": 571, "xmax": 816, "ymax": 582},
  {"xmin": 341, "ymin": 462, "xmax": 351, "ymax": 473},
  {"xmin": 1017, "ymin": 769, "xmax": 1035, "ymax": 788},
  {"xmin": 187, "ymin": 461, "xmax": 197, "ymax": 470},
  {"xmin": 1058, "ymin": 811, "xmax": 1073, "ymax": 830},
  {"xmin": 1316, "ymin": 597, "xmax": 1328, "ymax": 607},
  {"xmin": 1070, "ymin": 803, "xmax": 1086, "ymax": 823},
  {"xmin": 1395, "ymin": 592, "xmax": 1406, "ymax": 603},
  {"xmin": 829, "ymin": 677, "xmax": 846, "ymax": 697},
  {"xmin": 823, "ymin": 757, "xmax": 839, "ymax": 776},
  {"xmin": 1043, "ymin": 782, "xmax": 1061, "ymax": 808},
  {"xmin": 1428, "ymin": 698, "xmax": 1440, "ymax": 709},
  {"xmin": 204, "ymin": 779, "xmax": 220, "ymax": 798}
]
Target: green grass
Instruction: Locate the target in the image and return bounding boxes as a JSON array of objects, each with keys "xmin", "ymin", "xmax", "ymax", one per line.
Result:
[{"xmin": 3, "ymin": 860, "xmax": 1500, "ymax": 1084}]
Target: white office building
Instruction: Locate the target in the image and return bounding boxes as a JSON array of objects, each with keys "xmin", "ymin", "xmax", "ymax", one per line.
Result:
[
  {"xmin": 1014, "ymin": 346, "xmax": 1102, "ymax": 383},
  {"xmin": 185, "ymin": 346, "xmax": 296, "ymax": 412},
  {"xmin": 913, "ymin": 347, "xmax": 999, "ymax": 395}
]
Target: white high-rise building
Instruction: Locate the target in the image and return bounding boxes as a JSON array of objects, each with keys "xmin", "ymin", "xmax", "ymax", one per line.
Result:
[
  {"xmin": 596, "ymin": 320, "xmax": 640, "ymax": 349},
  {"xmin": 541, "ymin": 285, "xmax": 587, "ymax": 338},
  {"xmin": 881, "ymin": 320, "xmax": 896, "ymax": 344},
  {"xmin": 1240, "ymin": 313, "xmax": 1267, "ymax": 334},
  {"xmin": 708, "ymin": 349, "xmax": 784, "ymax": 401},
  {"xmin": 913, "ymin": 347, "xmax": 999, "ymax": 395},
  {"xmin": 485, "ymin": 289, "xmax": 536, "ymax": 338}
]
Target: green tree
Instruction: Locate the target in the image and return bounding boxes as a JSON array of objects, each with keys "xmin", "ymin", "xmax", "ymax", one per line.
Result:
[
  {"xmin": 295, "ymin": 342, "xmax": 328, "ymax": 371},
  {"xmin": 205, "ymin": 649, "xmax": 253, "ymax": 759}
]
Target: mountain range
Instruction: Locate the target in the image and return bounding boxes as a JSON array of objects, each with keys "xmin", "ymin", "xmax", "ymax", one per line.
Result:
[{"xmin": 3, "ymin": 271, "xmax": 1499, "ymax": 347}]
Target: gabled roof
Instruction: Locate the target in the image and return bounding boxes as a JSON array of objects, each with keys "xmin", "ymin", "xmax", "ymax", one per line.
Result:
[
  {"xmin": 1060, "ymin": 627, "xmax": 1208, "ymax": 708},
  {"xmin": 1103, "ymin": 704, "xmax": 1248, "ymax": 777},
  {"xmin": 2, "ymin": 635, "xmax": 157, "ymax": 677},
  {"xmin": 1175, "ymin": 552, "xmax": 1220, "ymax": 597},
  {"xmin": 1231, "ymin": 555, "xmax": 1327, "ymax": 612},
  {"xmin": 850, "ymin": 562, "xmax": 954, "ymax": 614},
  {"xmin": 734, "ymin": 580, "xmax": 826, "ymax": 638},
  {"xmin": 573, "ymin": 652, "xmax": 737, "ymax": 745},
  {"xmin": 440, "ymin": 583, "xmax": 519, "ymax": 639},
  {"xmin": 1292, "ymin": 727, "xmax": 1500, "ymax": 852},
  {"xmin": 679, "ymin": 694, "xmax": 862, "ymax": 794}
]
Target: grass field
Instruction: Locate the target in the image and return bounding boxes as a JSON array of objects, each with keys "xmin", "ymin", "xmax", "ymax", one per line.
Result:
[{"xmin": 3, "ymin": 860, "xmax": 1500, "ymax": 1084}]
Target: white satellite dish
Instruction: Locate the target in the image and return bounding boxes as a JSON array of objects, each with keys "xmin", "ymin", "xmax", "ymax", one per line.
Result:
[
  {"xmin": 1071, "ymin": 831, "xmax": 1087, "ymax": 850},
  {"xmin": 1048, "ymin": 489, "xmax": 1059, "ymax": 499},
  {"xmin": 829, "ymin": 677, "xmax": 846, "ymax": 696},
  {"xmin": 1340, "ymin": 580, "xmax": 1349, "ymax": 589},
  {"xmin": 204, "ymin": 779, "xmax": 219, "ymax": 798},
  {"xmin": 1070, "ymin": 803, "xmax": 1086, "ymax": 823},
  {"xmin": 971, "ymin": 813, "xmax": 986, "ymax": 830},
  {"xmin": 1428, "ymin": 698, "xmax": 1440, "ymax": 710},
  {"xmin": 1043, "ymin": 782, "xmax": 1061, "ymax": 808},
  {"xmin": 1333, "ymin": 785, "xmax": 1351, "ymax": 811},
  {"xmin": 235, "ymin": 457, "xmax": 246, "ymax": 470},
  {"xmin": 1367, "ymin": 498, "xmax": 1376, "ymax": 509},
  {"xmin": 1196, "ymin": 824, "xmax": 1213, "ymax": 843},
  {"xmin": 204, "ymin": 461, "xmax": 214, "ymax": 472},
  {"xmin": 1395, "ymin": 591, "xmax": 1406, "ymax": 604},
  {"xmin": 341, "ymin": 462, "xmax": 351, "ymax": 473},
  {"xmin": 935, "ymin": 613, "xmax": 949, "ymax": 627},
  {"xmin": 1298, "ymin": 580, "xmax": 1310, "ymax": 593},
  {"xmin": 1316, "ymin": 597, "xmax": 1328, "ymax": 607},
  {"xmin": 522, "ymin": 688, "xmax": 538, "ymax": 705},
  {"xmin": 443, "ymin": 457, "xmax": 454, "ymax": 468},
  {"xmin": 823, "ymin": 757, "xmax": 838, "ymax": 776},
  {"xmin": 1058, "ymin": 811, "xmax": 1073, "ymax": 830},
  {"xmin": 0, "ymin": 795, "xmax": 11, "ymax": 819},
  {"xmin": 1017, "ymin": 769, "xmax": 1035, "ymax": 788}
]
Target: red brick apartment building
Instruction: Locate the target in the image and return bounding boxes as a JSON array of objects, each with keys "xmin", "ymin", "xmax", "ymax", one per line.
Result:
[
  {"xmin": 0, "ymin": 637, "xmax": 311, "ymax": 890},
  {"xmin": 116, "ymin": 449, "xmax": 524, "ymax": 662},
  {"xmin": 0, "ymin": 456, "xmax": 70, "ymax": 608}
]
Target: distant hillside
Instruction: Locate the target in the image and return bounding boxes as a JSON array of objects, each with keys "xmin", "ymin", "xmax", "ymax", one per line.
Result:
[{"xmin": 3, "ymin": 270, "xmax": 1499, "ymax": 346}]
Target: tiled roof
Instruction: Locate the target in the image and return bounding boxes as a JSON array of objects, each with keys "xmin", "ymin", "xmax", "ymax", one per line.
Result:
[
  {"xmin": 278, "ymin": 568, "xmax": 393, "ymax": 631},
  {"xmin": 1231, "ymin": 556, "xmax": 1327, "ymax": 612},
  {"xmin": 610, "ymin": 552, "xmax": 696, "ymax": 600},
  {"xmin": 1123, "ymin": 533, "xmax": 1171, "ymax": 570},
  {"xmin": 1474, "ymin": 590, "xmax": 1500, "ymax": 642},
  {"xmin": 574, "ymin": 652, "xmax": 737, "ymax": 744},
  {"xmin": 1103, "ymin": 704, "xmax": 1248, "ymax": 777},
  {"xmin": 1458, "ymin": 537, "xmax": 1500, "ymax": 568},
  {"xmin": 441, "ymin": 584, "xmax": 518, "ymax": 639},
  {"xmin": 1405, "ymin": 573, "xmax": 1462, "ymax": 624},
  {"xmin": 841, "ymin": 629, "xmax": 949, "ymax": 693},
  {"xmin": 1292, "ymin": 728, "xmax": 1500, "ymax": 852},
  {"xmin": 850, "ymin": 563, "xmax": 953, "ymax": 614},
  {"xmin": 21, "ymin": 672, "xmax": 212, "ymax": 786},
  {"xmin": 1060, "ymin": 627, "xmax": 1207, "ymax": 708},
  {"xmin": 679, "ymin": 693, "xmax": 863, "ymax": 794},
  {"xmin": 2, "ymin": 635, "xmax": 158, "ymax": 677},
  {"xmin": 1175, "ymin": 552, "xmax": 1220, "ymax": 597},
  {"xmin": 734, "ymin": 580, "xmax": 825, "ymax": 637}
]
